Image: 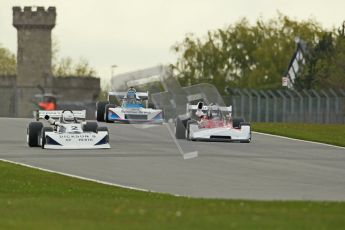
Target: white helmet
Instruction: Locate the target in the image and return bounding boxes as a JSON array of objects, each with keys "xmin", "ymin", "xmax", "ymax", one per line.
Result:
[{"xmin": 62, "ymin": 111, "xmax": 75, "ymax": 123}]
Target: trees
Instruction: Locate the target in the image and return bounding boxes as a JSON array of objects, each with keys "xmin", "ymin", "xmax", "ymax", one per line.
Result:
[
  {"xmin": 52, "ymin": 37, "xmax": 96, "ymax": 77},
  {"xmin": 0, "ymin": 45, "xmax": 16, "ymax": 75},
  {"xmin": 53, "ymin": 56, "xmax": 96, "ymax": 77},
  {"xmin": 0, "ymin": 39, "xmax": 96, "ymax": 77},
  {"xmin": 172, "ymin": 13, "xmax": 324, "ymax": 91},
  {"xmin": 297, "ymin": 26, "xmax": 345, "ymax": 89}
]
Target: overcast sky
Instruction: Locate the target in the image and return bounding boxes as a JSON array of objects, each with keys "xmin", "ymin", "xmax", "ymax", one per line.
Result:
[{"xmin": 1, "ymin": 0, "xmax": 344, "ymax": 83}]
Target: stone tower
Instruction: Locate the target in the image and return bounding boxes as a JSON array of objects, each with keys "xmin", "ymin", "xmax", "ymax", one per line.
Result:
[{"xmin": 12, "ymin": 6, "xmax": 56, "ymax": 117}]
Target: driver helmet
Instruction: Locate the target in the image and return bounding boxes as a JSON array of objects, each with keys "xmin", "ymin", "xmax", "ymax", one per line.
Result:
[
  {"xmin": 195, "ymin": 109, "xmax": 206, "ymax": 118},
  {"xmin": 62, "ymin": 111, "xmax": 75, "ymax": 123},
  {"xmin": 126, "ymin": 87, "xmax": 137, "ymax": 99}
]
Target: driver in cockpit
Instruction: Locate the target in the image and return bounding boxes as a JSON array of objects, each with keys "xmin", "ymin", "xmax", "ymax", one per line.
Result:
[
  {"xmin": 60, "ymin": 110, "xmax": 76, "ymax": 123},
  {"xmin": 125, "ymin": 87, "xmax": 141, "ymax": 105}
]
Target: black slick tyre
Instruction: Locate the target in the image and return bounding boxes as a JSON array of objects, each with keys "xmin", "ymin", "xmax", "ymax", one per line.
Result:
[
  {"xmin": 96, "ymin": 101, "xmax": 109, "ymax": 122},
  {"xmin": 83, "ymin": 122, "xmax": 98, "ymax": 132},
  {"xmin": 27, "ymin": 122, "xmax": 43, "ymax": 147},
  {"xmin": 232, "ymin": 118, "xmax": 245, "ymax": 129}
]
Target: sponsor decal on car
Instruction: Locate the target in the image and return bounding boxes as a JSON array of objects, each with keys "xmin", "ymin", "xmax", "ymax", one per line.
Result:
[
  {"xmin": 58, "ymin": 134, "xmax": 97, "ymax": 142},
  {"xmin": 122, "ymin": 109, "xmax": 147, "ymax": 114}
]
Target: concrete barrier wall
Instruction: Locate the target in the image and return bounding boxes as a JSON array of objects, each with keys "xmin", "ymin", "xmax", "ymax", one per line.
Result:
[
  {"xmin": 0, "ymin": 75, "xmax": 100, "ymax": 118},
  {"xmin": 53, "ymin": 76, "xmax": 100, "ymax": 101},
  {"xmin": 0, "ymin": 75, "xmax": 16, "ymax": 117}
]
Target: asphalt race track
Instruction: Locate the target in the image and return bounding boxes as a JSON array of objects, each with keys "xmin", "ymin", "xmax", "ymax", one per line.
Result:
[{"xmin": 1, "ymin": 117, "xmax": 345, "ymax": 201}]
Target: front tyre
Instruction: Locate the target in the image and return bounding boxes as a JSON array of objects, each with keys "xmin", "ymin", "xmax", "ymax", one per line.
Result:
[
  {"xmin": 83, "ymin": 122, "xmax": 98, "ymax": 133},
  {"xmin": 232, "ymin": 118, "xmax": 245, "ymax": 129},
  {"xmin": 96, "ymin": 101, "xmax": 109, "ymax": 122},
  {"xmin": 27, "ymin": 122, "xmax": 43, "ymax": 147}
]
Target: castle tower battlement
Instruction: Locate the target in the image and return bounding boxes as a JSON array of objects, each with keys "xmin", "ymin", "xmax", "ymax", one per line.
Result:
[
  {"xmin": 13, "ymin": 6, "xmax": 56, "ymax": 29},
  {"xmin": 12, "ymin": 6, "xmax": 56, "ymax": 117}
]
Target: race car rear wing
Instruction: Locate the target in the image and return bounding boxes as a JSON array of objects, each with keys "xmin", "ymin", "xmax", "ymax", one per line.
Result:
[
  {"xmin": 187, "ymin": 104, "xmax": 232, "ymax": 112},
  {"xmin": 108, "ymin": 91, "xmax": 149, "ymax": 100},
  {"xmin": 34, "ymin": 110, "xmax": 86, "ymax": 121}
]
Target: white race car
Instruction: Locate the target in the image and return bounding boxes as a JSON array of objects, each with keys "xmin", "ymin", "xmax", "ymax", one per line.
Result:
[
  {"xmin": 27, "ymin": 110, "xmax": 110, "ymax": 149},
  {"xmin": 175, "ymin": 102, "xmax": 251, "ymax": 142},
  {"xmin": 96, "ymin": 87, "xmax": 164, "ymax": 124}
]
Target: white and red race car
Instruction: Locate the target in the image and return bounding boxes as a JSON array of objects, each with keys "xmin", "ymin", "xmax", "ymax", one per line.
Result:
[{"xmin": 175, "ymin": 102, "xmax": 251, "ymax": 142}]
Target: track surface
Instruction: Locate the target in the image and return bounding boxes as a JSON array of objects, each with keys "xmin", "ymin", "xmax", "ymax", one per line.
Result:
[{"xmin": 1, "ymin": 118, "xmax": 345, "ymax": 201}]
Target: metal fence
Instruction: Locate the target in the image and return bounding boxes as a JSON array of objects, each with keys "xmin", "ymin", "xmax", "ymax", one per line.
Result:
[
  {"xmin": 225, "ymin": 88, "xmax": 345, "ymax": 124},
  {"xmin": 152, "ymin": 84, "xmax": 345, "ymax": 124}
]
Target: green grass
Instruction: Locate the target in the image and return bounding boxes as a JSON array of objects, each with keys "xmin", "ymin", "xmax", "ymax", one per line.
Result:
[
  {"xmin": 1, "ymin": 161, "xmax": 345, "ymax": 229},
  {"xmin": 252, "ymin": 123, "xmax": 345, "ymax": 147}
]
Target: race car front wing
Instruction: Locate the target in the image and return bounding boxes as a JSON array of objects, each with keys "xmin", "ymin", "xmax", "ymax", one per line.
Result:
[{"xmin": 43, "ymin": 131, "xmax": 110, "ymax": 149}]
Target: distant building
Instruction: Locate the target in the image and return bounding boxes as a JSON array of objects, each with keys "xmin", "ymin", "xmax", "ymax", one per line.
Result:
[{"xmin": 0, "ymin": 6, "xmax": 100, "ymax": 118}]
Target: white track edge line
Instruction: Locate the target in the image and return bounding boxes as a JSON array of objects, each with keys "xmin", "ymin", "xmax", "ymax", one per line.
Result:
[
  {"xmin": 253, "ymin": 131, "xmax": 345, "ymax": 150},
  {"xmin": 0, "ymin": 158, "xmax": 181, "ymax": 196}
]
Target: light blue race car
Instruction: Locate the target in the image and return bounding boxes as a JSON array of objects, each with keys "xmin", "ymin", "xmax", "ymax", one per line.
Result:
[{"xmin": 96, "ymin": 88, "xmax": 164, "ymax": 124}]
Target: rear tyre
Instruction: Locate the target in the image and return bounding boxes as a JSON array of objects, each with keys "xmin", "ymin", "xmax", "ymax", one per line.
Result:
[
  {"xmin": 96, "ymin": 101, "xmax": 109, "ymax": 122},
  {"xmin": 175, "ymin": 115, "xmax": 190, "ymax": 139},
  {"xmin": 41, "ymin": 127, "xmax": 53, "ymax": 149},
  {"xmin": 232, "ymin": 118, "xmax": 245, "ymax": 129},
  {"xmin": 83, "ymin": 122, "xmax": 98, "ymax": 133},
  {"xmin": 27, "ymin": 122, "xmax": 43, "ymax": 147},
  {"xmin": 104, "ymin": 104, "xmax": 116, "ymax": 123}
]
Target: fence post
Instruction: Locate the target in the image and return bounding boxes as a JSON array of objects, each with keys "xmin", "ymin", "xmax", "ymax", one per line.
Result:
[
  {"xmin": 311, "ymin": 90, "xmax": 321, "ymax": 123},
  {"xmin": 267, "ymin": 90, "xmax": 277, "ymax": 122},
  {"xmin": 251, "ymin": 89, "xmax": 261, "ymax": 122},
  {"xmin": 234, "ymin": 89, "xmax": 245, "ymax": 119},
  {"xmin": 260, "ymin": 90, "xmax": 269, "ymax": 122},
  {"xmin": 243, "ymin": 89, "xmax": 253, "ymax": 121},
  {"xmin": 277, "ymin": 90, "xmax": 287, "ymax": 122},
  {"xmin": 285, "ymin": 90, "xmax": 295, "ymax": 122},
  {"xmin": 321, "ymin": 89, "xmax": 330, "ymax": 123},
  {"xmin": 339, "ymin": 89, "xmax": 345, "ymax": 124},
  {"xmin": 329, "ymin": 89, "xmax": 339, "ymax": 113},
  {"xmin": 293, "ymin": 90, "xmax": 304, "ymax": 123},
  {"xmin": 303, "ymin": 89, "xmax": 313, "ymax": 123}
]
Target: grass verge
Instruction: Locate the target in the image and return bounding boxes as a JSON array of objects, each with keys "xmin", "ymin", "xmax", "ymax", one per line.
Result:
[
  {"xmin": 252, "ymin": 122, "xmax": 345, "ymax": 147},
  {"xmin": 0, "ymin": 160, "xmax": 345, "ymax": 230}
]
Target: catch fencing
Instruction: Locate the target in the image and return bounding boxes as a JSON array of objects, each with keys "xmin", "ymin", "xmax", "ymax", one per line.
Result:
[
  {"xmin": 152, "ymin": 84, "xmax": 345, "ymax": 124},
  {"xmin": 225, "ymin": 88, "xmax": 345, "ymax": 124}
]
